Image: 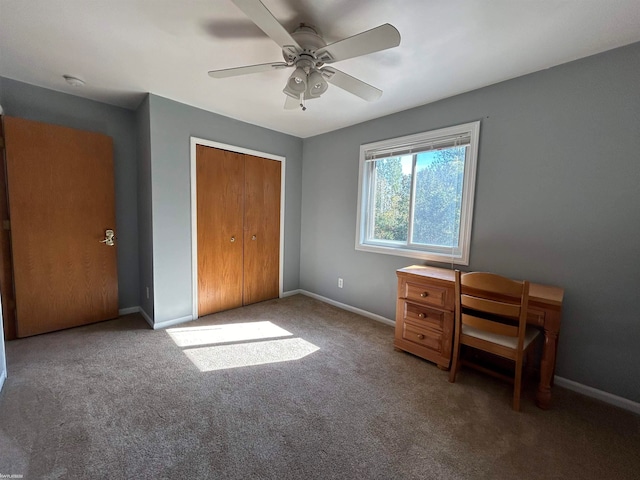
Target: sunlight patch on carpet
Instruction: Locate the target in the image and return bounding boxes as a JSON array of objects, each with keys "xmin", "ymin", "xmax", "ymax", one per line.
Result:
[
  {"xmin": 167, "ymin": 321, "xmax": 293, "ymax": 347},
  {"xmin": 183, "ymin": 337, "xmax": 320, "ymax": 372},
  {"xmin": 166, "ymin": 321, "xmax": 320, "ymax": 371}
]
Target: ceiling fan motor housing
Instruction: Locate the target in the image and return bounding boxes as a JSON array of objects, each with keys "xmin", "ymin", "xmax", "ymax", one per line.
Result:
[{"xmin": 283, "ymin": 24, "xmax": 327, "ymax": 68}]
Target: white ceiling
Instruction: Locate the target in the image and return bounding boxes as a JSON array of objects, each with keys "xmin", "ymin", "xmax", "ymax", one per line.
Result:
[{"xmin": 1, "ymin": 0, "xmax": 640, "ymax": 138}]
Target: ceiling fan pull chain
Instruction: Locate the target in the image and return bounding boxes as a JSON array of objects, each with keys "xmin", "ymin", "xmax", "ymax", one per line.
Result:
[{"xmin": 299, "ymin": 92, "xmax": 306, "ymax": 111}]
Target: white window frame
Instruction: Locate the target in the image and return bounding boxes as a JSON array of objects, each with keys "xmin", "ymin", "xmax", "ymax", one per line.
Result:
[{"xmin": 355, "ymin": 121, "xmax": 480, "ymax": 265}]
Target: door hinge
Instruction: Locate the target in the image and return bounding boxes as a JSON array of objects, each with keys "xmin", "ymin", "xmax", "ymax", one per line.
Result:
[{"xmin": 2, "ymin": 220, "xmax": 10, "ymax": 230}]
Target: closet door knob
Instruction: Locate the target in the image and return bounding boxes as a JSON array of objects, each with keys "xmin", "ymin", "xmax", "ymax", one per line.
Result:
[
  {"xmin": 230, "ymin": 236, "xmax": 235, "ymax": 243},
  {"xmin": 251, "ymin": 235, "xmax": 257, "ymax": 240}
]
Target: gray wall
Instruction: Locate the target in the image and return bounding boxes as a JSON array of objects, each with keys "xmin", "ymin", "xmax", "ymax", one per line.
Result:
[
  {"xmin": 0, "ymin": 77, "xmax": 140, "ymax": 310},
  {"xmin": 147, "ymin": 94, "xmax": 303, "ymax": 324},
  {"xmin": 300, "ymin": 42, "xmax": 640, "ymax": 402},
  {"xmin": 136, "ymin": 96, "xmax": 154, "ymax": 318}
]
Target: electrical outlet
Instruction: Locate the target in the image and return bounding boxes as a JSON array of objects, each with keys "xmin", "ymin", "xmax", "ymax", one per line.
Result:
[{"xmin": 338, "ymin": 277, "xmax": 343, "ymax": 288}]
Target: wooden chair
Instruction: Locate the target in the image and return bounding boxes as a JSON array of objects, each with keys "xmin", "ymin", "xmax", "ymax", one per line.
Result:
[{"xmin": 448, "ymin": 270, "xmax": 540, "ymax": 411}]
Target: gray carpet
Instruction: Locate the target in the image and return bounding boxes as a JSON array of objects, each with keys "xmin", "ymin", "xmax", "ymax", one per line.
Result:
[{"xmin": 1, "ymin": 294, "xmax": 638, "ymax": 479}]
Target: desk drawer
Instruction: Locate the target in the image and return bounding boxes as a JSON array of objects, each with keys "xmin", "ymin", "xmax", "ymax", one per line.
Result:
[
  {"xmin": 402, "ymin": 321, "xmax": 442, "ymax": 352},
  {"xmin": 404, "ymin": 302, "xmax": 448, "ymax": 330},
  {"xmin": 403, "ymin": 281, "xmax": 452, "ymax": 309}
]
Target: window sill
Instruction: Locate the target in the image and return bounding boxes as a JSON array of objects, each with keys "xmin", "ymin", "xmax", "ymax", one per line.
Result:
[{"xmin": 355, "ymin": 242, "xmax": 469, "ymax": 266}]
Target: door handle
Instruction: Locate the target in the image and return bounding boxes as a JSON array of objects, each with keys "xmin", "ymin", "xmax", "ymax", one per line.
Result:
[{"xmin": 100, "ymin": 229, "xmax": 115, "ymax": 246}]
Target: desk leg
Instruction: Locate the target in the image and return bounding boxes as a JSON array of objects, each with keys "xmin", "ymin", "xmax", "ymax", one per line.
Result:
[{"xmin": 537, "ymin": 329, "xmax": 558, "ymax": 409}]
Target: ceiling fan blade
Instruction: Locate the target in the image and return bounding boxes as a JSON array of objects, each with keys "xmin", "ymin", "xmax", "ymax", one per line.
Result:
[
  {"xmin": 202, "ymin": 19, "xmax": 265, "ymax": 39},
  {"xmin": 232, "ymin": 0, "xmax": 301, "ymax": 50},
  {"xmin": 322, "ymin": 67, "xmax": 382, "ymax": 102},
  {"xmin": 316, "ymin": 23, "xmax": 401, "ymax": 63},
  {"xmin": 209, "ymin": 62, "xmax": 289, "ymax": 78},
  {"xmin": 284, "ymin": 95, "xmax": 300, "ymax": 110}
]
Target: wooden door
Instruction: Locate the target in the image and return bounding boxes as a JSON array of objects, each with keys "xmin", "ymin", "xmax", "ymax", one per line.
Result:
[
  {"xmin": 196, "ymin": 145, "xmax": 244, "ymax": 315},
  {"xmin": 0, "ymin": 118, "xmax": 17, "ymax": 340},
  {"xmin": 3, "ymin": 116, "xmax": 118, "ymax": 337},
  {"xmin": 243, "ymin": 154, "xmax": 281, "ymax": 305}
]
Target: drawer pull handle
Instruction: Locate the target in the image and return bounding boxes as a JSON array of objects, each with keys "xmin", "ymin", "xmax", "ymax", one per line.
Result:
[
  {"xmin": 417, "ymin": 334, "xmax": 425, "ymax": 340},
  {"xmin": 418, "ymin": 313, "xmax": 425, "ymax": 319},
  {"xmin": 420, "ymin": 292, "xmax": 428, "ymax": 298}
]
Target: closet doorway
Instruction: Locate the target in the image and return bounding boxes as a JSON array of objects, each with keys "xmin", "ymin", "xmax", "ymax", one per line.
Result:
[{"xmin": 191, "ymin": 138, "xmax": 284, "ymax": 318}]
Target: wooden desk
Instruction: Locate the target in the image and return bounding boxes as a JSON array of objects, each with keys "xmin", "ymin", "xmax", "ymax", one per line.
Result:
[{"xmin": 395, "ymin": 265, "xmax": 564, "ymax": 409}]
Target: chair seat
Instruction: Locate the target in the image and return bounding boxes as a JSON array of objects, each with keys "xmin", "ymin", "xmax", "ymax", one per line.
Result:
[{"xmin": 462, "ymin": 324, "xmax": 540, "ymax": 350}]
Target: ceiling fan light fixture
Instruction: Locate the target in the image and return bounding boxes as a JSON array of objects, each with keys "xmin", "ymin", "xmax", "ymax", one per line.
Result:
[
  {"xmin": 307, "ymin": 69, "xmax": 328, "ymax": 98},
  {"xmin": 282, "ymin": 83, "xmax": 302, "ymax": 99},
  {"xmin": 286, "ymin": 67, "xmax": 307, "ymax": 94}
]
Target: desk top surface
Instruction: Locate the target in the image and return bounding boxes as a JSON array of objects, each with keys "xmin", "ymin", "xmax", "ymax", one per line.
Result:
[{"xmin": 397, "ymin": 265, "xmax": 564, "ymax": 307}]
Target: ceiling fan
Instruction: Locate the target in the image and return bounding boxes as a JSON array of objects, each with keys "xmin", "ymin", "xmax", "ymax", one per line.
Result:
[{"xmin": 208, "ymin": 0, "xmax": 401, "ymax": 111}]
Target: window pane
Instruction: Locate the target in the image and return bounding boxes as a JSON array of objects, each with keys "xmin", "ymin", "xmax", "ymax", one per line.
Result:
[
  {"xmin": 370, "ymin": 156, "xmax": 412, "ymax": 242},
  {"xmin": 411, "ymin": 147, "xmax": 466, "ymax": 248}
]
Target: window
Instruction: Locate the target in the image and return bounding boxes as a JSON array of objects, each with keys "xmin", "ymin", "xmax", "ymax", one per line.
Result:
[{"xmin": 356, "ymin": 121, "xmax": 480, "ymax": 265}]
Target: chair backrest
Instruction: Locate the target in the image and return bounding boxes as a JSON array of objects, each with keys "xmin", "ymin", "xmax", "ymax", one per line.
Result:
[{"xmin": 455, "ymin": 270, "xmax": 530, "ymax": 348}]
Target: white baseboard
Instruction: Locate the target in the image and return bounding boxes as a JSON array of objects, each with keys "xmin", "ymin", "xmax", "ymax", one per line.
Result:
[
  {"xmin": 121, "ymin": 306, "xmax": 191, "ymax": 330},
  {"xmin": 281, "ymin": 289, "xmax": 302, "ymax": 298},
  {"xmin": 298, "ymin": 290, "xmax": 395, "ymax": 327},
  {"xmin": 118, "ymin": 306, "xmax": 140, "ymax": 316},
  {"xmin": 120, "ymin": 306, "xmax": 154, "ymax": 329},
  {"xmin": 139, "ymin": 308, "xmax": 154, "ymax": 328},
  {"xmin": 0, "ymin": 369, "xmax": 6, "ymax": 393},
  {"xmin": 152, "ymin": 315, "xmax": 194, "ymax": 330},
  {"xmin": 554, "ymin": 376, "xmax": 640, "ymax": 415},
  {"xmin": 137, "ymin": 306, "xmax": 191, "ymax": 330}
]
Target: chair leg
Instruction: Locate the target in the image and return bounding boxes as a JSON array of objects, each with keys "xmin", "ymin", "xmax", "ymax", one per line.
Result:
[
  {"xmin": 449, "ymin": 357, "xmax": 457, "ymax": 383},
  {"xmin": 513, "ymin": 358, "xmax": 523, "ymax": 411},
  {"xmin": 449, "ymin": 343, "xmax": 460, "ymax": 383}
]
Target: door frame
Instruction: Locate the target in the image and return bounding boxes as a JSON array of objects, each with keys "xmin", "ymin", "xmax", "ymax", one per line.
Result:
[{"xmin": 189, "ymin": 136, "xmax": 286, "ymax": 320}]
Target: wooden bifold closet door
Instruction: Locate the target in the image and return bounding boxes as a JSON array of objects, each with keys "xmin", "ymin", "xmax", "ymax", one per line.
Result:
[{"xmin": 196, "ymin": 145, "xmax": 281, "ymax": 316}]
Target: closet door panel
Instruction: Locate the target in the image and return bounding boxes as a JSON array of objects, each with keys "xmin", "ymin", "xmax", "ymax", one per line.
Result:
[
  {"xmin": 197, "ymin": 146, "xmax": 244, "ymax": 315},
  {"xmin": 243, "ymin": 155, "xmax": 281, "ymax": 305}
]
